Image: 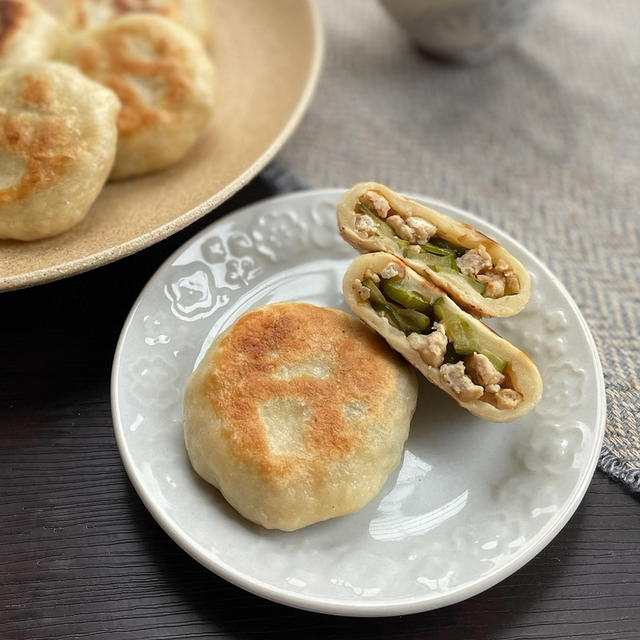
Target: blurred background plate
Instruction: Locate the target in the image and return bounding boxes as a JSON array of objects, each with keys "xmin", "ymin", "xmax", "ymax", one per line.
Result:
[{"xmin": 0, "ymin": 0, "xmax": 323, "ymax": 292}]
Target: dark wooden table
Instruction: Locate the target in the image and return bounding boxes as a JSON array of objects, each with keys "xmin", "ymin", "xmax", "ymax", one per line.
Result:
[{"xmin": 2, "ymin": 177, "xmax": 639, "ymax": 640}]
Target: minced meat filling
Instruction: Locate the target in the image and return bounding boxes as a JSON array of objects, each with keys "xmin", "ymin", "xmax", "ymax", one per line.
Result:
[
  {"xmin": 353, "ymin": 268, "xmax": 523, "ymax": 410},
  {"xmin": 355, "ymin": 193, "xmax": 520, "ymax": 298}
]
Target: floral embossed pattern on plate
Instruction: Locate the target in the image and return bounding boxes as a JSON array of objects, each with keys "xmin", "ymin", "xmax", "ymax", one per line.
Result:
[{"xmin": 111, "ymin": 189, "xmax": 605, "ymax": 616}]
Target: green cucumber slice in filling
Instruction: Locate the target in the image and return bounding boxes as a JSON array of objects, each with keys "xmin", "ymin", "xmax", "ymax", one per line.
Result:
[
  {"xmin": 373, "ymin": 301, "xmax": 431, "ymax": 334},
  {"xmin": 433, "ymin": 298, "xmax": 476, "ymax": 353},
  {"xmin": 479, "ymin": 350, "xmax": 507, "ymax": 373},
  {"xmin": 380, "ymin": 279, "xmax": 432, "ymax": 312},
  {"xmin": 420, "ymin": 242, "xmax": 457, "ymax": 257},
  {"xmin": 373, "ymin": 303, "xmax": 400, "ymax": 329},
  {"xmin": 362, "ymin": 279, "xmax": 386, "ymax": 305},
  {"xmin": 465, "ymin": 275, "xmax": 487, "ymax": 295},
  {"xmin": 433, "ymin": 297, "xmax": 507, "ymax": 371},
  {"xmin": 447, "ymin": 320, "xmax": 477, "ymax": 355},
  {"xmin": 395, "ymin": 308, "xmax": 431, "ymax": 333},
  {"xmin": 427, "ymin": 237, "xmax": 466, "ymax": 256},
  {"xmin": 364, "ymin": 278, "xmax": 431, "ymax": 333},
  {"xmin": 408, "ymin": 251, "xmax": 459, "ymax": 273},
  {"xmin": 405, "ymin": 247, "xmax": 488, "ymax": 295}
]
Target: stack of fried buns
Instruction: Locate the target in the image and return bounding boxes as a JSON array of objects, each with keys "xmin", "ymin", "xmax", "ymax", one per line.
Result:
[{"xmin": 0, "ymin": 0, "xmax": 215, "ymax": 240}]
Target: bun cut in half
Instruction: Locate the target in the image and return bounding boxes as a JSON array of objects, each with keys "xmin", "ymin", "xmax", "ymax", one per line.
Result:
[
  {"xmin": 343, "ymin": 253, "xmax": 542, "ymax": 422},
  {"xmin": 338, "ymin": 182, "xmax": 531, "ymax": 318}
]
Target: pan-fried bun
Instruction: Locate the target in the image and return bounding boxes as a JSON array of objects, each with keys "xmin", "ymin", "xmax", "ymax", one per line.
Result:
[
  {"xmin": 65, "ymin": 0, "xmax": 211, "ymax": 44},
  {"xmin": 0, "ymin": 0, "xmax": 64, "ymax": 65},
  {"xmin": 0, "ymin": 61, "xmax": 119, "ymax": 241},
  {"xmin": 184, "ymin": 302, "xmax": 418, "ymax": 531},
  {"xmin": 63, "ymin": 14, "xmax": 215, "ymax": 179}
]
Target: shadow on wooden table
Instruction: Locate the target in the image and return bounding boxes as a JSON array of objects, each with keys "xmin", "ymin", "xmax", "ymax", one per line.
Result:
[{"xmin": 126, "ymin": 475, "xmax": 589, "ymax": 640}]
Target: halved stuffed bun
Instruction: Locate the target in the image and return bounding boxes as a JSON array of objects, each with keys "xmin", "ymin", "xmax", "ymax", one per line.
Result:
[
  {"xmin": 338, "ymin": 182, "xmax": 531, "ymax": 318},
  {"xmin": 343, "ymin": 253, "xmax": 542, "ymax": 422}
]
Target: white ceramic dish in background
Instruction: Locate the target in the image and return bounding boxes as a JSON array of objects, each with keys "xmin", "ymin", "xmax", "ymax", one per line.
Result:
[
  {"xmin": 379, "ymin": 0, "xmax": 543, "ymax": 63},
  {"xmin": 111, "ymin": 189, "xmax": 605, "ymax": 616}
]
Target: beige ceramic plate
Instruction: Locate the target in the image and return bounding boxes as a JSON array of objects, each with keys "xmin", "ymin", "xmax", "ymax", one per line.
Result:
[{"xmin": 0, "ymin": 0, "xmax": 323, "ymax": 291}]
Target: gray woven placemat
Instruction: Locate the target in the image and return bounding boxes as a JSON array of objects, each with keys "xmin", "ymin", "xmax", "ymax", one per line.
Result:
[{"xmin": 278, "ymin": 0, "xmax": 640, "ymax": 492}]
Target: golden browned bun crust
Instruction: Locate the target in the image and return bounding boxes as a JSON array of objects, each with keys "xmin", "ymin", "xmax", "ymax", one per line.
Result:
[
  {"xmin": 65, "ymin": 0, "xmax": 211, "ymax": 43},
  {"xmin": 183, "ymin": 302, "xmax": 418, "ymax": 531},
  {"xmin": 62, "ymin": 13, "xmax": 215, "ymax": 179},
  {"xmin": 337, "ymin": 182, "xmax": 531, "ymax": 318},
  {"xmin": 343, "ymin": 253, "xmax": 543, "ymax": 422},
  {"xmin": 0, "ymin": 0, "xmax": 64, "ymax": 65},
  {"xmin": 0, "ymin": 61, "xmax": 119, "ymax": 240}
]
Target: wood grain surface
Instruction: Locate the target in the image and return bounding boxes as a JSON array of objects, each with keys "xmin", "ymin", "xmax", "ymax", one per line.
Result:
[{"xmin": 2, "ymin": 178, "xmax": 639, "ymax": 640}]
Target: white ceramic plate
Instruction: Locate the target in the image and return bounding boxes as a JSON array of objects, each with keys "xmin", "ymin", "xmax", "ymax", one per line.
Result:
[{"xmin": 111, "ymin": 189, "xmax": 605, "ymax": 617}]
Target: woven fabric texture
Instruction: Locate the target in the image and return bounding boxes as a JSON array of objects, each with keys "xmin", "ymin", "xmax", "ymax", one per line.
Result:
[{"xmin": 278, "ymin": 0, "xmax": 640, "ymax": 491}]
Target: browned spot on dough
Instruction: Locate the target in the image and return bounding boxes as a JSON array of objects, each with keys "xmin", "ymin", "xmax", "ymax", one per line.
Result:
[
  {"xmin": 71, "ymin": 0, "xmax": 87, "ymax": 28},
  {"xmin": 71, "ymin": 0, "xmax": 175, "ymax": 29},
  {"xmin": 202, "ymin": 303, "xmax": 402, "ymax": 485},
  {"xmin": 73, "ymin": 20, "xmax": 191, "ymax": 136},
  {"xmin": 18, "ymin": 74, "xmax": 53, "ymax": 105},
  {"xmin": 460, "ymin": 222, "xmax": 500, "ymax": 250},
  {"xmin": 0, "ymin": 74, "xmax": 79, "ymax": 207},
  {"xmin": 112, "ymin": 0, "xmax": 173, "ymax": 16},
  {"xmin": 0, "ymin": 0, "xmax": 28, "ymax": 55}
]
